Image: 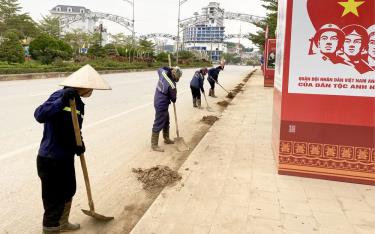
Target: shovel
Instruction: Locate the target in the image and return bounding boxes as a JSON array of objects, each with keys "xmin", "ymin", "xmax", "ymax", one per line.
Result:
[
  {"xmin": 172, "ymin": 103, "xmax": 190, "ymax": 152},
  {"xmin": 203, "ymin": 92, "xmax": 214, "ymax": 112},
  {"xmin": 69, "ymin": 99, "xmax": 114, "ymax": 221},
  {"xmin": 216, "ymin": 81, "xmax": 234, "ymax": 98}
]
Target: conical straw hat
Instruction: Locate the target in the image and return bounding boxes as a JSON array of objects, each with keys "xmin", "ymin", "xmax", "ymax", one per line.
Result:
[{"xmin": 60, "ymin": 64, "xmax": 112, "ymax": 90}]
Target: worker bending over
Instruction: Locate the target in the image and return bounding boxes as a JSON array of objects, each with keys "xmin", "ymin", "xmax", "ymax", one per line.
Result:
[
  {"xmin": 190, "ymin": 67, "xmax": 208, "ymax": 108},
  {"xmin": 34, "ymin": 65, "xmax": 111, "ymax": 233},
  {"xmin": 151, "ymin": 66, "xmax": 182, "ymax": 152}
]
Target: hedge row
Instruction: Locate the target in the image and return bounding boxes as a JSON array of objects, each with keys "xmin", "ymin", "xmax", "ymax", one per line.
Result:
[{"xmin": 0, "ymin": 60, "xmax": 212, "ymax": 75}]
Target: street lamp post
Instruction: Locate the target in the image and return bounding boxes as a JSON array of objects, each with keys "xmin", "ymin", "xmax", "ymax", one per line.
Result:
[
  {"xmin": 123, "ymin": 0, "xmax": 135, "ymax": 46},
  {"xmin": 176, "ymin": 0, "xmax": 188, "ymax": 65}
]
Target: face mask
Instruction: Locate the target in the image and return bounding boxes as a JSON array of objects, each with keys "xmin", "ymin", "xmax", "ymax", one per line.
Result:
[{"xmin": 79, "ymin": 89, "xmax": 93, "ymax": 97}]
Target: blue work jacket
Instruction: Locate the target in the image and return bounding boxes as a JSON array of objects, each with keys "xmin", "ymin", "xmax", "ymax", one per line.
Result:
[
  {"xmin": 208, "ymin": 66, "xmax": 222, "ymax": 83},
  {"xmin": 190, "ymin": 71, "xmax": 205, "ymax": 93},
  {"xmin": 34, "ymin": 89, "xmax": 84, "ymax": 159},
  {"xmin": 154, "ymin": 67, "xmax": 177, "ymax": 112}
]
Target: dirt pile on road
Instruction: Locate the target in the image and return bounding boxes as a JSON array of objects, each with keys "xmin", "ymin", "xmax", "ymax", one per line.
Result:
[
  {"xmin": 201, "ymin": 115, "xmax": 219, "ymax": 125},
  {"xmin": 217, "ymin": 100, "xmax": 229, "ymax": 107},
  {"xmin": 132, "ymin": 165, "xmax": 182, "ymax": 191},
  {"xmin": 226, "ymin": 92, "xmax": 235, "ymax": 99},
  {"xmin": 243, "ymin": 69, "xmax": 256, "ymax": 82}
]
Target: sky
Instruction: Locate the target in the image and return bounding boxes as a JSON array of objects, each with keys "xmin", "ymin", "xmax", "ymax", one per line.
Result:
[{"xmin": 18, "ymin": 0, "xmax": 266, "ymax": 47}]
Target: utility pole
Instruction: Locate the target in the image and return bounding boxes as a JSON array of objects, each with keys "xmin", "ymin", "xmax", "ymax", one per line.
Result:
[
  {"xmin": 123, "ymin": 0, "xmax": 135, "ymax": 46},
  {"xmin": 99, "ymin": 23, "xmax": 103, "ymax": 46},
  {"xmin": 132, "ymin": 0, "xmax": 135, "ymax": 46},
  {"xmin": 176, "ymin": 0, "xmax": 188, "ymax": 65}
]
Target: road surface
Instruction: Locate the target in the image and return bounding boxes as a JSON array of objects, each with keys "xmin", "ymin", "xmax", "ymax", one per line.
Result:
[{"xmin": 0, "ymin": 65, "xmax": 253, "ymax": 233}]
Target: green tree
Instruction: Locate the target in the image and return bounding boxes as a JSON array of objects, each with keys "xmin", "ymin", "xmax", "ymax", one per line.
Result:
[
  {"xmin": 63, "ymin": 29, "xmax": 92, "ymax": 55},
  {"xmin": 29, "ymin": 34, "xmax": 73, "ymax": 64},
  {"xmin": 0, "ymin": 0, "xmax": 39, "ymax": 39},
  {"xmin": 103, "ymin": 43, "xmax": 119, "ymax": 56},
  {"xmin": 178, "ymin": 50, "xmax": 195, "ymax": 60},
  {"xmin": 0, "ymin": 31, "xmax": 25, "ymax": 63},
  {"xmin": 87, "ymin": 44, "xmax": 105, "ymax": 58},
  {"xmin": 39, "ymin": 16, "xmax": 60, "ymax": 38},
  {"xmin": 138, "ymin": 39, "xmax": 155, "ymax": 54},
  {"xmin": 0, "ymin": 0, "xmax": 21, "ymax": 22},
  {"xmin": 249, "ymin": 0, "xmax": 278, "ymax": 51},
  {"xmin": 109, "ymin": 33, "xmax": 132, "ymax": 46},
  {"xmin": 6, "ymin": 14, "xmax": 39, "ymax": 39}
]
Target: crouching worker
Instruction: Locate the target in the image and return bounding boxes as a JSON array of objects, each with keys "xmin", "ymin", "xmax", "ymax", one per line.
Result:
[
  {"xmin": 34, "ymin": 65, "xmax": 111, "ymax": 233},
  {"xmin": 151, "ymin": 66, "xmax": 182, "ymax": 152},
  {"xmin": 190, "ymin": 67, "xmax": 208, "ymax": 108}
]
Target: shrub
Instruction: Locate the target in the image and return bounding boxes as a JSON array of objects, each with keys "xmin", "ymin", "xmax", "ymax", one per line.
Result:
[
  {"xmin": 0, "ymin": 31, "xmax": 25, "ymax": 63},
  {"xmin": 87, "ymin": 44, "xmax": 105, "ymax": 58},
  {"xmin": 103, "ymin": 43, "xmax": 119, "ymax": 57},
  {"xmin": 29, "ymin": 34, "xmax": 73, "ymax": 64}
]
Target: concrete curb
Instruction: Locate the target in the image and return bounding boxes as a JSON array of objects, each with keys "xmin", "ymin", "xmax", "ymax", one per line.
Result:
[{"xmin": 130, "ymin": 69, "xmax": 257, "ymax": 233}]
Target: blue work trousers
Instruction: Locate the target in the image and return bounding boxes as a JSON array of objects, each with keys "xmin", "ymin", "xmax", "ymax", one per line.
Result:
[{"xmin": 152, "ymin": 110, "xmax": 170, "ymax": 133}]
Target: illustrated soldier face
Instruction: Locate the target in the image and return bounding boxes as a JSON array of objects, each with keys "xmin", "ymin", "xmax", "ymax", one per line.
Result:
[
  {"xmin": 344, "ymin": 32, "xmax": 362, "ymax": 56},
  {"xmin": 319, "ymin": 31, "xmax": 339, "ymax": 53},
  {"xmin": 369, "ymin": 34, "xmax": 375, "ymax": 59}
]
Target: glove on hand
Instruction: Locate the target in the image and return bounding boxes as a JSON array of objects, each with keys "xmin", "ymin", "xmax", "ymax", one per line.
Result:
[
  {"xmin": 76, "ymin": 142, "xmax": 85, "ymax": 156},
  {"xmin": 62, "ymin": 88, "xmax": 78, "ymax": 105}
]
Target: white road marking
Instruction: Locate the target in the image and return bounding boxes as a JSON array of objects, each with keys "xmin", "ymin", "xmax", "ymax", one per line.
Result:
[{"xmin": 0, "ymin": 89, "xmax": 189, "ymax": 161}]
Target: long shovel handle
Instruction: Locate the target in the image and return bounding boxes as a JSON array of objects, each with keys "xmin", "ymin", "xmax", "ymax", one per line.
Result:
[
  {"xmin": 203, "ymin": 92, "xmax": 210, "ymax": 108},
  {"xmin": 216, "ymin": 81, "xmax": 230, "ymax": 94},
  {"xmin": 172, "ymin": 103, "xmax": 180, "ymax": 138},
  {"xmin": 69, "ymin": 99, "xmax": 95, "ymax": 212}
]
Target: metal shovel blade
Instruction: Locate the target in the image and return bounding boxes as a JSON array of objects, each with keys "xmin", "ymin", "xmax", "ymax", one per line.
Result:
[
  {"xmin": 82, "ymin": 209, "xmax": 114, "ymax": 221},
  {"xmin": 206, "ymin": 106, "xmax": 214, "ymax": 112},
  {"xmin": 174, "ymin": 137, "xmax": 190, "ymax": 152}
]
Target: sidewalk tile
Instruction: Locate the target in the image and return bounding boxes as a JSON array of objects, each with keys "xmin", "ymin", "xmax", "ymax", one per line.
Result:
[
  {"xmin": 308, "ymin": 198, "xmax": 343, "ymax": 214},
  {"xmin": 130, "ymin": 70, "xmax": 375, "ymax": 234},
  {"xmin": 280, "ymin": 199, "xmax": 313, "ymax": 216},
  {"xmin": 282, "ymin": 214, "xmax": 318, "ymax": 233},
  {"xmin": 312, "ymin": 211, "xmax": 351, "ymax": 229},
  {"xmin": 338, "ymin": 197, "xmax": 373, "ymax": 212},
  {"xmin": 246, "ymin": 217, "xmax": 284, "ymax": 234},
  {"xmin": 344, "ymin": 210, "xmax": 375, "ymax": 226},
  {"xmin": 304, "ymin": 186, "xmax": 336, "ymax": 200},
  {"xmin": 248, "ymin": 201, "xmax": 281, "ymax": 220},
  {"xmin": 278, "ymin": 187, "xmax": 308, "ymax": 202}
]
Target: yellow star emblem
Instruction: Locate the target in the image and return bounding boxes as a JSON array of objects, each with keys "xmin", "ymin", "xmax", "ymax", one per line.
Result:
[{"xmin": 338, "ymin": 0, "xmax": 365, "ymax": 17}]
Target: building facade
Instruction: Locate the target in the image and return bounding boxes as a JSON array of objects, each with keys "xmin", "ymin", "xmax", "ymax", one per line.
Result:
[
  {"xmin": 183, "ymin": 2, "xmax": 226, "ymax": 61},
  {"xmin": 50, "ymin": 5, "xmax": 96, "ymax": 33},
  {"xmin": 50, "ymin": 5, "xmax": 108, "ymax": 45}
]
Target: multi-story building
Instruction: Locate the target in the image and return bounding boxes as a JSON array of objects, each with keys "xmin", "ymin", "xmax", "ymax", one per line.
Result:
[
  {"xmin": 50, "ymin": 5, "xmax": 108, "ymax": 45},
  {"xmin": 50, "ymin": 5, "xmax": 96, "ymax": 34},
  {"xmin": 182, "ymin": 2, "xmax": 226, "ymax": 61}
]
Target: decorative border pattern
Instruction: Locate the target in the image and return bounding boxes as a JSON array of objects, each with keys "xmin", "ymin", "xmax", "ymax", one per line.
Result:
[{"xmin": 279, "ymin": 141, "xmax": 375, "ymax": 174}]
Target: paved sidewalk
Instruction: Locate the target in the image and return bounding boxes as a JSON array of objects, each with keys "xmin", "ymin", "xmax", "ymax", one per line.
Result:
[{"xmin": 131, "ymin": 70, "xmax": 375, "ymax": 234}]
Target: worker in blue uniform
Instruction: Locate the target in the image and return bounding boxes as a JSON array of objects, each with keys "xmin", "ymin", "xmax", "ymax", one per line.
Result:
[
  {"xmin": 207, "ymin": 65, "xmax": 224, "ymax": 98},
  {"xmin": 151, "ymin": 66, "xmax": 182, "ymax": 152},
  {"xmin": 190, "ymin": 68, "xmax": 208, "ymax": 108},
  {"xmin": 34, "ymin": 65, "xmax": 111, "ymax": 233}
]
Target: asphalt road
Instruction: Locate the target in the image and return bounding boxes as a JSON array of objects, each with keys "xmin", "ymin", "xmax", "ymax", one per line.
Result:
[{"xmin": 0, "ymin": 65, "xmax": 253, "ymax": 233}]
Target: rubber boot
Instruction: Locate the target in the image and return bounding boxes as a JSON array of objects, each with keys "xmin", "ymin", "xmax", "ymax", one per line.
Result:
[
  {"xmin": 59, "ymin": 201, "xmax": 80, "ymax": 232},
  {"xmin": 163, "ymin": 127, "xmax": 174, "ymax": 144},
  {"xmin": 43, "ymin": 226, "xmax": 60, "ymax": 234},
  {"xmin": 208, "ymin": 89, "xmax": 213, "ymax": 97},
  {"xmin": 151, "ymin": 131, "xmax": 164, "ymax": 152},
  {"xmin": 193, "ymin": 98, "xmax": 197, "ymax": 108},
  {"xmin": 197, "ymin": 99, "xmax": 202, "ymax": 109},
  {"xmin": 212, "ymin": 89, "xmax": 217, "ymax": 98}
]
